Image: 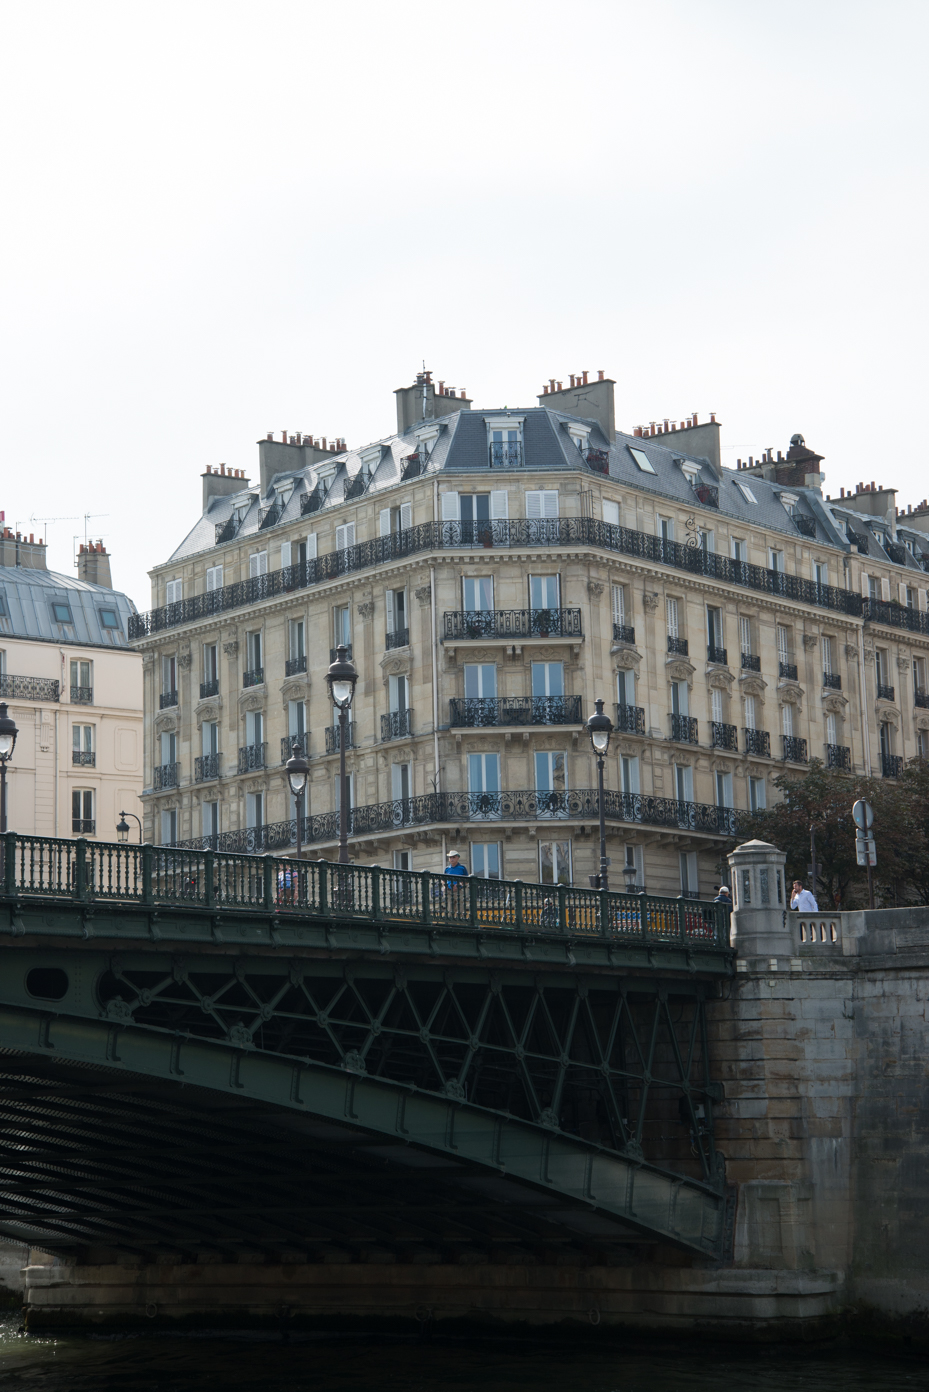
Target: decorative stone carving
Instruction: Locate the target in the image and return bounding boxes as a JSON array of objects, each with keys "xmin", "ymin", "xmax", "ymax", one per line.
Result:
[
  {"xmin": 738, "ymin": 675, "xmax": 767, "ymax": 699},
  {"xmin": 281, "ymin": 680, "xmax": 308, "ymax": 703},
  {"xmin": 380, "ymin": 655, "xmax": 410, "ymax": 680},
  {"xmin": 357, "ymin": 601, "xmax": 374, "ymax": 620},
  {"xmin": 778, "ymin": 688, "xmax": 802, "ymax": 707},
  {"xmin": 415, "ymin": 585, "xmax": 432, "ymax": 608},
  {"xmin": 666, "ymin": 660, "xmax": 695, "ymax": 684},
  {"xmin": 197, "ymin": 704, "xmax": 219, "ymax": 725},
  {"xmin": 154, "ymin": 714, "xmax": 177, "ymax": 735},
  {"xmin": 863, "ymin": 644, "xmax": 874, "ymax": 664},
  {"xmin": 242, "ymin": 695, "xmax": 263, "ymax": 713},
  {"xmin": 877, "ymin": 706, "xmax": 900, "ymax": 727},
  {"xmin": 897, "ymin": 654, "xmax": 912, "ymax": 672},
  {"xmin": 823, "ymin": 693, "xmax": 847, "ymax": 716},
  {"xmin": 142, "ymin": 652, "xmax": 155, "ymax": 667},
  {"xmin": 916, "ymin": 714, "xmax": 929, "ymax": 732},
  {"xmin": 801, "ymin": 634, "xmax": 817, "ymax": 651},
  {"xmin": 586, "ymin": 580, "xmax": 604, "ymax": 599},
  {"xmin": 642, "ymin": 593, "xmax": 660, "ymax": 613},
  {"xmin": 614, "ymin": 650, "xmax": 640, "ymax": 673},
  {"xmin": 223, "ymin": 640, "xmax": 238, "ymax": 657},
  {"xmin": 845, "ymin": 644, "xmax": 859, "ymax": 660},
  {"xmin": 707, "ymin": 669, "xmax": 734, "ymax": 690},
  {"xmin": 177, "ymin": 652, "xmax": 192, "ymax": 671}
]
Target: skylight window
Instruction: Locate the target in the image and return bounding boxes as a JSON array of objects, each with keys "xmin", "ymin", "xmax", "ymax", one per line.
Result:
[
  {"xmin": 51, "ymin": 601, "xmax": 73, "ymax": 624},
  {"xmin": 628, "ymin": 447, "xmax": 656, "ymax": 475},
  {"xmin": 99, "ymin": 607, "xmax": 120, "ymax": 629},
  {"xmin": 736, "ymin": 481, "xmax": 758, "ymax": 504}
]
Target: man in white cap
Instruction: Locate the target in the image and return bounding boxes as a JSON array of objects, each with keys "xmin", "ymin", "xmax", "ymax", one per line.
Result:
[
  {"xmin": 444, "ymin": 849, "xmax": 469, "ymax": 880},
  {"xmin": 442, "ymin": 848, "xmax": 469, "ymax": 917}
]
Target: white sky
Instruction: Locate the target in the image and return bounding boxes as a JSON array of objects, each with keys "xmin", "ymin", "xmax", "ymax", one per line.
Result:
[{"xmin": 1, "ymin": 0, "xmax": 926, "ymax": 608}]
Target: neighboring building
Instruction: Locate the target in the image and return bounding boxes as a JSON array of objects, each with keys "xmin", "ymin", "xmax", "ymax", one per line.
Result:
[
  {"xmin": 128, "ymin": 371, "xmax": 929, "ymax": 895},
  {"xmin": 0, "ymin": 531, "xmax": 144, "ymax": 840}
]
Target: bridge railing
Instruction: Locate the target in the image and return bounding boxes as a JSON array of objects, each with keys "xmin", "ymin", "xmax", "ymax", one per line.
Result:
[{"xmin": 1, "ymin": 832, "xmax": 729, "ymax": 951}]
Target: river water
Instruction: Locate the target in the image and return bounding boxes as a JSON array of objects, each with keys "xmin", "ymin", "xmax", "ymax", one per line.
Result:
[{"xmin": 0, "ymin": 1316, "xmax": 924, "ymax": 1392}]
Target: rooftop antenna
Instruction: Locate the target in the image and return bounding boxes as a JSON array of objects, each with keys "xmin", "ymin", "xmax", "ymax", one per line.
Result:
[
  {"xmin": 422, "ymin": 359, "xmax": 428, "ymax": 422},
  {"xmin": 71, "ymin": 513, "xmax": 109, "ymax": 568}
]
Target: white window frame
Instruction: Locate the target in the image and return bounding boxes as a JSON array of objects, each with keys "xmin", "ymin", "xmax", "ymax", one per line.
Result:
[
  {"xmin": 248, "ymin": 551, "xmax": 268, "ymax": 579},
  {"xmin": 205, "ymin": 565, "xmax": 223, "ymax": 592},
  {"xmin": 628, "ymin": 446, "xmax": 656, "ymax": 475}
]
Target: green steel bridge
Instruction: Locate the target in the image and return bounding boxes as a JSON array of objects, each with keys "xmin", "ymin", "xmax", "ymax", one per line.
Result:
[{"xmin": 0, "ymin": 834, "xmax": 735, "ymax": 1267}]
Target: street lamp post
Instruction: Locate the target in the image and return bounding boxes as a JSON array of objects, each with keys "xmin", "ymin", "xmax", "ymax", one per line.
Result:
[
  {"xmin": 0, "ymin": 703, "xmax": 19, "ymax": 835},
  {"xmin": 285, "ymin": 741, "xmax": 310, "ymax": 860},
  {"xmin": 326, "ymin": 644, "xmax": 358, "ymax": 864},
  {"xmin": 116, "ymin": 811, "xmax": 143, "ymax": 844},
  {"xmin": 586, "ymin": 697, "xmax": 613, "ymax": 892}
]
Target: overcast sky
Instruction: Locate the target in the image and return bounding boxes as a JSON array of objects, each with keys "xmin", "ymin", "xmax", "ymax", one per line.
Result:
[{"xmin": 1, "ymin": 0, "xmax": 926, "ymax": 607}]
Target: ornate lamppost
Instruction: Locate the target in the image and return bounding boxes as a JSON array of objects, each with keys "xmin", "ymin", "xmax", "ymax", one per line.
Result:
[
  {"xmin": 586, "ymin": 697, "xmax": 613, "ymax": 891},
  {"xmin": 326, "ymin": 644, "xmax": 358, "ymax": 864},
  {"xmin": 0, "ymin": 703, "xmax": 18, "ymax": 834},
  {"xmin": 116, "ymin": 811, "xmax": 143, "ymax": 844},
  {"xmin": 285, "ymin": 741, "xmax": 310, "ymax": 860}
]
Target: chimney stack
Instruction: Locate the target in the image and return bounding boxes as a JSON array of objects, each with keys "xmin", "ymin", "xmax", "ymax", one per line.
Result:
[{"xmin": 77, "ymin": 539, "xmax": 113, "ymax": 589}]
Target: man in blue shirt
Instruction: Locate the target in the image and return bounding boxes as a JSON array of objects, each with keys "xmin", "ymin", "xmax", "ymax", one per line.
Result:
[{"xmin": 445, "ymin": 850, "xmax": 469, "ymax": 879}]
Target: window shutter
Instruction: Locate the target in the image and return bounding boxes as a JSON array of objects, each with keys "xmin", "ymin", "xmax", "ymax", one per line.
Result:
[
  {"xmin": 740, "ymin": 617, "xmax": 751, "ymax": 654},
  {"xmin": 745, "ymin": 695, "xmax": 756, "ymax": 729},
  {"xmin": 611, "ymin": 585, "xmax": 625, "ymax": 626},
  {"xmin": 603, "ymin": 500, "xmax": 620, "ymax": 527},
  {"xmin": 441, "ymin": 492, "xmax": 460, "ymax": 521},
  {"xmin": 711, "ymin": 688, "xmax": 723, "ymax": 723},
  {"xmin": 777, "ymin": 625, "xmax": 789, "ymax": 662},
  {"xmin": 526, "ymin": 491, "xmax": 542, "ymax": 518},
  {"xmin": 206, "ymin": 566, "xmax": 222, "ymax": 593},
  {"xmin": 822, "ymin": 637, "xmax": 832, "ymax": 673},
  {"xmin": 399, "ymin": 501, "xmax": 412, "ymax": 530},
  {"xmin": 306, "ymin": 533, "xmax": 318, "ymax": 560},
  {"xmin": 541, "ymin": 490, "xmax": 559, "ymax": 518},
  {"xmin": 861, "ymin": 572, "xmax": 871, "ymax": 598},
  {"xmin": 899, "ymin": 581, "xmax": 908, "ymax": 606},
  {"xmin": 280, "ymin": 542, "xmax": 291, "ymax": 569},
  {"xmin": 782, "ymin": 703, "xmax": 793, "ymax": 736},
  {"xmin": 379, "ymin": 509, "xmax": 391, "ymax": 537},
  {"xmin": 336, "ymin": 523, "xmax": 355, "ymax": 552},
  {"xmin": 249, "ymin": 552, "xmax": 268, "ymax": 578},
  {"xmin": 386, "ymin": 590, "xmax": 396, "ymax": 633},
  {"xmin": 166, "ymin": 579, "xmax": 182, "ymax": 604},
  {"xmin": 490, "ymin": 490, "xmax": 508, "ymax": 520},
  {"xmin": 666, "ymin": 599, "xmax": 678, "ymax": 637},
  {"xmin": 882, "ymin": 577, "xmax": 891, "ymax": 602}
]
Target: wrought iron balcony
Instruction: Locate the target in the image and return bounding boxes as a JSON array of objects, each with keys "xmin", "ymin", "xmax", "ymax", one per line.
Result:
[
  {"xmin": 667, "ymin": 636, "xmax": 689, "ymax": 656},
  {"xmin": 823, "ymin": 671, "xmax": 841, "ymax": 690},
  {"xmin": 199, "ymin": 678, "xmax": 219, "ymax": 699},
  {"xmin": 444, "ymin": 609, "xmax": 583, "ymax": 641},
  {"xmin": 916, "ymin": 690, "xmax": 929, "ymax": 709},
  {"xmin": 865, "ymin": 598, "xmax": 929, "ymax": 636},
  {"xmin": 743, "ymin": 728, "xmax": 771, "ymax": 757},
  {"xmin": 400, "ymin": 452, "xmax": 422, "ymax": 481},
  {"xmin": 612, "ymin": 623, "xmax": 635, "ymax": 644},
  {"xmin": 344, "ymin": 472, "xmax": 367, "ymax": 500},
  {"xmin": 285, "ymin": 656, "xmax": 307, "ymax": 676},
  {"xmin": 159, "ymin": 690, "xmax": 178, "ymax": 709},
  {"xmin": 382, "ymin": 709, "xmax": 413, "ymax": 741},
  {"xmin": 325, "ymin": 723, "xmax": 354, "ymax": 754},
  {"xmin": 0, "ymin": 674, "xmax": 59, "ymax": 702},
  {"xmin": 71, "ymin": 819, "xmax": 95, "ymax": 835},
  {"xmin": 877, "ymin": 683, "xmax": 895, "ymax": 701},
  {"xmin": 779, "ymin": 661, "xmax": 798, "ymax": 681},
  {"xmin": 489, "ymin": 441, "xmax": 523, "ymax": 468},
  {"xmin": 330, "ymin": 644, "xmax": 352, "ymax": 662},
  {"xmin": 72, "ymin": 750, "xmax": 95, "ymax": 766},
  {"xmin": 692, "ymin": 482, "xmax": 719, "ymax": 509},
  {"xmin": 585, "ymin": 448, "xmax": 609, "ymax": 475},
  {"xmin": 237, "ymin": 743, "xmax": 266, "ymax": 773},
  {"xmin": 386, "ymin": 627, "xmax": 409, "ymax": 651},
  {"xmin": 795, "ymin": 515, "xmax": 817, "ymax": 537},
  {"xmin": 782, "ymin": 736, "xmax": 808, "ymax": 763},
  {"xmin": 707, "ymin": 645, "xmax": 727, "ymax": 666},
  {"xmin": 70, "ymin": 686, "xmax": 93, "ymax": 704},
  {"xmin": 881, "ymin": 753, "xmax": 903, "ymax": 779},
  {"xmin": 614, "ymin": 704, "xmax": 646, "ymax": 735},
  {"xmin": 281, "ymin": 735, "xmax": 307, "ymax": 762},
  {"xmin": 195, "ymin": 753, "xmax": 221, "ymax": 782},
  {"xmin": 450, "ymin": 695, "xmax": 583, "ymax": 728},
  {"xmin": 670, "ymin": 714, "xmax": 698, "ymax": 744},
  {"xmin": 741, "ymin": 653, "xmax": 761, "ymax": 672},
  {"xmin": 301, "ymin": 482, "xmax": 325, "ymax": 515},
  {"xmin": 885, "ymin": 540, "xmax": 908, "ymax": 566},
  {"xmin": 258, "ymin": 500, "xmax": 284, "ymax": 531},
  {"xmin": 153, "ymin": 762, "xmax": 180, "ymax": 790},
  {"xmin": 710, "ymin": 722, "xmax": 738, "ymax": 751},
  {"xmin": 826, "ymin": 744, "xmax": 851, "ymax": 771},
  {"xmin": 243, "ymin": 668, "xmax": 264, "ymax": 688},
  {"xmin": 214, "ymin": 517, "xmax": 241, "ymax": 545}
]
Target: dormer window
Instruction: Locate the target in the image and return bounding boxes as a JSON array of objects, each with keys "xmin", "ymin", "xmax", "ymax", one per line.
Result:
[
  {"xmin": 778, "ymin": 491, "xmax": 798, "ymax": 516},
  {"xmin": 414, "ymin": 424, "xmax": 442, "ymax": 460},
  {"xmin": 485, "ymin": 415, "xmax": 524, "ymax": 468},
  {"xmin": 736, "ymin": 481, "xmax": 758, "ymax": 504},
  {"xmin": 359, "ymin": 446, "xmax": 382, "ymax": 483},
  {"xmin": 628, "ymin": 446, "xmax": 656, "ymax": 475},
  {"xmin": 566, "ymin": 424, "xmax": 591, "ymax": 455}
]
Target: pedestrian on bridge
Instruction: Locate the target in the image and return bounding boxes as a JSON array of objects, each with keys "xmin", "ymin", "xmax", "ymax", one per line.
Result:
[{"xmin": 790, "ymin": 880, "xmax": 818, "ymax": 911}]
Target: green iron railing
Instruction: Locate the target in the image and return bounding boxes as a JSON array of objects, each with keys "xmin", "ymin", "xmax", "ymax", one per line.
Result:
[{"xmin": 0, "ymin": 831, "xmax": 729, "ymax": 951}]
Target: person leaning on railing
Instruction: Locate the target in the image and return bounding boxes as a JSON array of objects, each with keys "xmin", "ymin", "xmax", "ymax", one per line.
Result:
[{"xmin": 443, "ymin": 849, "xmax": 469, "ymax": 914}]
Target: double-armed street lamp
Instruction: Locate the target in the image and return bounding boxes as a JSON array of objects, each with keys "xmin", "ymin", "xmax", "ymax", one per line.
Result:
[
  {"xmin": 285, "ymin": 741, "xmax": 310, "ymax": 860},
  {"xmin": 326, "ymin": 644, "xmax": 359, "ymax": 864},
  {"xmin": 116, "ymin": 811, "xmax": 143, "ymax": 844},
  {"xmin": 0, "ymin": 703, "xmax": 18, "ymax": 835},
  {"xmin": 586, "ymin": 697, "xmax": 614, "ymax": 892}
]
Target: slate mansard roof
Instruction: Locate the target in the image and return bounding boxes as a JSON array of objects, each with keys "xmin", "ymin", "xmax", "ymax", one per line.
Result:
[
  {"xmin": 166, "ymin": 404, "xmax": 852, "ymax": 567},
  {"xmin": 0, "ymin": 566, "xmax": 137, "ymax": 650}
]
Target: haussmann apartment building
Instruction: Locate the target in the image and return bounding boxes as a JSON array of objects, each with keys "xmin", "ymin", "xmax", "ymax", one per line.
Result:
[{"xmin": 128, "ymin": 370, "xmax": 929, "ymax": 897}]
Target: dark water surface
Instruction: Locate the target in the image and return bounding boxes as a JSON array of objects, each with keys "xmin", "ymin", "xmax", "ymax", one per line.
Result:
[{"xmin": 0, "ymin": 1317, "xmax": 924, "ymax": 1392}]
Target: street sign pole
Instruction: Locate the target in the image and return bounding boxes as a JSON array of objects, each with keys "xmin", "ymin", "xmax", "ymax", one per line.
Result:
[{"xmin": 852, "ymin": 800, "xmax": 876, "ymax": 910}]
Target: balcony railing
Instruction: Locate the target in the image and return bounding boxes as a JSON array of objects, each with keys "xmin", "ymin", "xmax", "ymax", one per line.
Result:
[
  {"xmin": 258, "ymin": 500, "xmax": 284, "ymax": 531},
  {"xmin": 281, "ymin": 735, "xmax": 308, "ymax": 762},
  {"xmin": 70, "ymin": 686, "xmax": 93, "ymax": 704},
  {"xmin": 710, "ymin": 722, "xmax": 738, "ymax": 751},
  {"xmin": 782, "ymin": 736, "xmax": 808, "ymax": 763},
  {"xmin": 330, "ymin": 644, "xmax": 352, "ymax": 662},
  {"xmin": 585, "ymin": 448, "xmax": 610, "ymax": 475},
  {"xmin": 707, "ymin": 645, "xmax": 727, "ymax": 665},
  {"xmin": 199, "ymin": 678, "xmax": 219, "ymax": 699},
  {"xmin": 881, "ymin": 753, "xmax": 903, "ymax": 779},
  {"xmin": 195, "ymin": 753, "xmax": 221, "ymax": 782},
  {"xmin": 72, "ymin": 750, "xmax": 95, "ymax": 766},
  {"xmin": 743, "ymin": 728, "xmax": 771, "ymax": 757},
  {"xmin": 344, "ymin": 472, "xmax": 367, "ymax": 500},
  {"xmin": 692, "ymin": 482, "xmax": 719, "ymax": 509},
  {"xmin": 741, "ymin": 653, "xmax": 761, "ymax": 672},
  {"xmin": 612, "ymin": 623, "xmax": 635, "ymax": 645},
  {"xmin": 130, "ymin": 517, "xmax": 867, "ymax": 640},
  {"xmin": 670, "ymin": 714, "xmax": 698, "ymax": 744},
  {"xmin": 826, "ymin": 744, "xmax": 851, "ymax": 771},
  {"xmin": 885, "ymin": 541, "xmax": 908, "ymax": 566},
  {"xmin": 400, "ymin": 453, "xmax": 422, "ymax": 481},
  {"xmin": 159, "ymin": 690, "xmax": 178, "ymax": 709},
  {"xmin": 779, "ymin": 661, "xmax": 798, "ymax": 681},
  {"xmin": 382, "ymin": 709, "xmax": 413, "ymax": 741},
  {"xmin": 214, "ymin": 516, "xmax": 242, "ymax": 545},
  {"xmin": 489, "ymin": 441, "xmax": 523, "ymax": 468},
  {"xmin": 823, "ymin": 671, "xmax": 841, "ymax": 690},
  {"xmin": 877, "ymin": 682, "xmax": 895, "ymax": 701},
  {"xmin": 0, "ymin": 674, "xmax": 60, "ymax": 702},
  {"xmin": 667, "ymin": 636, "xmax": 689, "ymax": 656},
  {"xmin": 916, "ymin": 690, "xmax": 929, "ymax": 709},
  {"xmin": 169, "ymin": 787, "xmax": 739, "ymax": 855},
  {"xmin": 243, "ymin": 668, "xmax": 264, "ymax": 688},
  {"xmin": 325, "ymin": 724, "xmax": 354, "ymax": 754},
  {"xmin": 444, "ymin": 609, "xmax": 583, "ymax": 641},
  {"xmin": 386, "ymin": 628, "xmax": 409, "ymax": 651},
  {"xmin": 450, "ymin": 696, "xmax": 583, "ymax": 728},
  {"xmin": 71, "ymin": 819, "xmax": 95, "ymax": 835},
  {"xmin": 153, "ymin": 762, "xmax": 180, "ymax": 790},
  {"xmin": 237, "ymin": 743, "xmax": 267, "ymax": 774},
  {"xmin": 614, "ymin": 704, "xmax": 646, "ymax": 735},
  {"xmin": 285, "ymin": 656, "xmax": 307, "ymax": 676},
  {"xmin": 300, "ymin": 482, "xmax": 326, "ymax": 515},
  {"xmin": 864, "ymin": 598, "xmax": 929, "ymax": 636},
  {"xmin": 795, "ymin": 515, "xmax": 817, "ymax": 538}
]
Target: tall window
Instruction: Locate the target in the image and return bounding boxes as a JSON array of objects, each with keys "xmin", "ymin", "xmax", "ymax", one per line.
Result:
[
  {"xmin": 391, "ymin": 762, "xmax": 411, "ymax": 802},
  {"xmin": 386, "ymin": 588, "xmax": 406, "ymax": 638},
  {"xmin": 388, "ymin": 674, "xmax": 408, "ymax": 713},
  {"xmin": 666, "ymin": 598, "xmax": 679, "ymax": 639},
  {"xmin": 670, "ymin": 681, "xmax": 688, "ymax": 716},
  {"xmin": 731, "ymin": 538, "xmax": 746, "ymax": 562},
  {"xmin": 462, "ymin": 577, "xmax": 493, "ymax": 611},
  {"xmin": 379, "ymin": 501, "xmax": 413, "ymax": 534},
  {"xmin": 674, "ymin": 765, "xmax": 693, "ymax": 801},
  {"xmin": 875, "ymin": 649, "xmax": 888, "ymax": 687},
  {"xmin": 289, "ymin": 619, "xmax": 305, "ymax": 661},
  {"xmin": 782, "ymin": 703, "xmax": 793, "ymax": 736},
  {"xmin": 617, "ymin": 668, "xmax": 635, "ymax": 708},
  {"xmin": 822, "ymin": 636, "xmax": 834, "ymax": 675},
  {"xmin": 159, "ymin": 730, "xmax": 177, "ymax": 766},
  {"xmin": 715, "ymin": 771, "xmax": 733, "ymax": 807},
  {"xmin": 165, "ymin": 579, "xmax": 182, "ymax": 605},
  {"xmin": 623, "ymin": 844, "xmax": 643, "ymax": 887},
  {"xmin": 603, "ymin": 499, "xmax": 620, "ymax": 527},
  {"xmin": 711, "ymin": 688, "xmax": 724, "ymax": 724},
  {"xmin": 246, "ymin": 792, "xmax": 264, "ymax": 830},
  {"xmin": 248, "ymin": 551, "xmax": 268, "ymax": 579},
  {"xmin": 777, "ymin": 625, "xmax": 790, "ymax": 667},
  {"xmin": 769, "ymin": 548, "xmax": 784, "ymax": 572},
  {"xmin": 680, "ymin": 852, "xmax": 699, "ymax": 896},
  {"xmin": 206, "ymin": 565, "xmax": 223, "ymax": 592},
  {"xmin": 203, "ymin": 643, "xmax": 218, "ymax": 685},
  {"xmin": 464, "ymin": 664, "xmax": 496, "ymax": 698},
  {"xmin": 620, "ymin": 755, "xmax": 640, "ymax": 794},
  {"xmin": 868, "ymin": 575, "xmax": 880, "ymax": 601},
  {"xmin": 287, "ymin": 700, "xmax": 306, "ymax": 739},
  {"xmin": 744, "ymin": 695, "xmax": 757, "ymax": 731},
  {"xmin": 879, "ymin": 722, "xmax": 893, "ymax": 757},
  {"xmin": 749, "ymin": 777, "xmax": 766, "ymax": 812},
  {"xmin": 529, "ymin": 575, "xmax": 560, "ymax": 610},
  {"xmin": 246, "ymin": 630, "xmax": 262, "ymax": 672},
  {"xmin": 471, "ymin": 843, "xmax": 501, "ymax": 879},
  {"xmin": 906, "ymin": 587, "xmax": 916, "ymax": 610},
  {"xmin": 825, "ymin": 712, "xmax": 837, "ymax": 746},
  {"xmin": 246, "ymin": 710, "xmax": 264, "ymax": 748},
  {"xmin": 202, "ymin": 720, "xmax": 219, "ymax": 756},
  {"xmin": 918, "ymin": 731, "xmax": 929, "ymax": 760},
  {"xmin": 491, "ymin": 426, "xmax": 522, "ymax": 467},
  {"xmin": 739, "ymin": 616, "xmax": 752, "ymax": 658},
  {"xmin": 161, "ymin": 654, "xmax": 177, "ymax": 696},
  {"xmin": 611, "ymin": 584, "xmax": 627, "ymax": 628},
  {"xmin": 70, "ymin": 659, "xmax": 92, "ymax": 698},
  {"xmin": 814, "ymin": 561, "xmax": 828, "ymax": 587},
  {"xmin": 202, "ymin": 802, "xmax": 219, "ymax": 839},
  {"xmin": 914, "ymin": 657, "xmax": 927, "ymax": 696},
  {"xmin": 72, "ymin": 724, "xmax": 94, "ymax": 763},
  {"xmin": 539, "ymin": 840, "xmax": 571, "ymax": 885},
  {"xmin": 468, "ymin": 753, "xmax": 500, "ymax": 793},
  {"xmin": 334, "ymin": 605, "xmax": 351, "ymax": 648},
  {"xmin": 535, "ymin": 751, "xmax": 567, "ymax": 794},
  {"xmin": 531, "ymin": 662, "xmax": 564, "ymax": 697},
  {"xmin": 159, "ymin": 808, "xmax": 177, "ymax": 844},
  {"xmin": 335, "ymin": 522, "xmax": 355, "ymax": 552}
]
